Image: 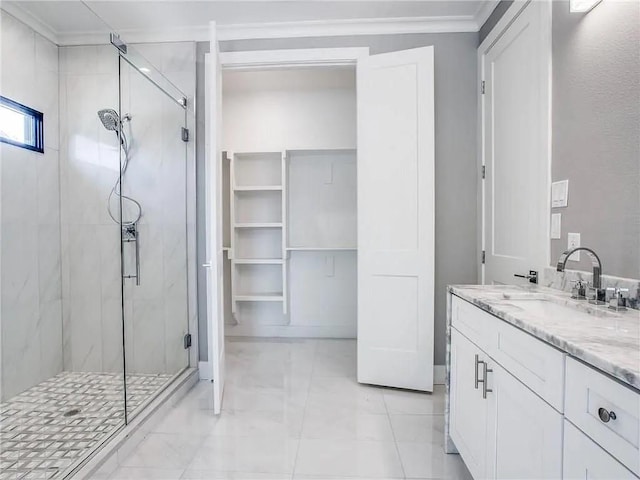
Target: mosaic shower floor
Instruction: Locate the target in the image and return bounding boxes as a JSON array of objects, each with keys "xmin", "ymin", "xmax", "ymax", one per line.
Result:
[{"xmin": 0, "ymin": 371, "xmax": 173, "ymax": 480}]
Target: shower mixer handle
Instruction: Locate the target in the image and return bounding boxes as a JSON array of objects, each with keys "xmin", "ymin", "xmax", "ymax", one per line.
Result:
[{"xmin": 122, "ymin": 223, "xmax": 140, "ymax": 286}]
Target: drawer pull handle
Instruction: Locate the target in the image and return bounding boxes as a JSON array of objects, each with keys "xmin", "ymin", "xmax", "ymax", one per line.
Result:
[
  {"xmin": 474, "ymin": 354, "xmax": 483, "ymax": 390},
  {"xmin": 598, "ymin": 407, "xmax": 617, "ymax": 423},
  {"xmin": 482, "ymin": 362, "xmax": 493, "ymax": 399}
]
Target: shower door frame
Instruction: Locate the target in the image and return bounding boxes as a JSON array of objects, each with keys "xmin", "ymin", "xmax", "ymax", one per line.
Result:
[{"xmin": 113, "ymin": 34, "xmax": 195, "ymax": 425}]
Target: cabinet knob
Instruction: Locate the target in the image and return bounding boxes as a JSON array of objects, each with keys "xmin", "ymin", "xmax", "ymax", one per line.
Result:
[{"xmin": 598, "ymin": 407, "xmax": 617, "ymax": 423}]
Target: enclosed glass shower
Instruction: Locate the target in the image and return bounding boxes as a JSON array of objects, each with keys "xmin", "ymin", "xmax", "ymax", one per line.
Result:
[{"xmin": 0, "ymin": 8, "xmax": 195, "ymax": 479}]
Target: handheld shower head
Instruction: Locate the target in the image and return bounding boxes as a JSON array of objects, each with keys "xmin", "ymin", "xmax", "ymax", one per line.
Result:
[
  {"xmin": 97, "ymin": 108, "xmax": 120, "ymax": 131},
  {"xmin": 98, "ymin": 108, "xmax": 130, "ymax": 153}
]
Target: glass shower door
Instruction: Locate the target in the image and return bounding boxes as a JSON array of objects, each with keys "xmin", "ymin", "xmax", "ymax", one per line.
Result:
[{"xmin": 117, "ymin": 48, "xmax": 190, "ymax": 420}]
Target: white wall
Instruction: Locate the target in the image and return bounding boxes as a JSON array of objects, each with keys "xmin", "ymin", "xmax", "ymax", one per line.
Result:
[
  {"xmin": 0, "ymin": 11, "xmax": 63, "ymax": 400},
  {"xmin": 223, "ymin": 68, "xmax": 356, "ymax": 152}
]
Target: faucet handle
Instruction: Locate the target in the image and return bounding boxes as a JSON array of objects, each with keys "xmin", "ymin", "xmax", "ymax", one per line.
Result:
[
  {"xmin": 606, "ymin": 287, "xmax": 630, "ymax": 300},
  {"xmin": 571, "ymin": 280, "xmax": 587, "ymax": 299},
  {"xmin": 586, "ymin": 283, "xmax": 606, "ymax": 305},
  {"xmin": 608, "ymin": 288, "xmax": 629, "ymax": 311}
]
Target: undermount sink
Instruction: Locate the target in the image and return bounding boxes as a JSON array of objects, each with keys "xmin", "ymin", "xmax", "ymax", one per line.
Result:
[{"xmin": 506, "ymin": 297, "xmax": 619, "ymax": 319}]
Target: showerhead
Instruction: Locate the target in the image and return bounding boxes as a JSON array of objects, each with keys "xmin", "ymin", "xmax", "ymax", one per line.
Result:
[{"xmin": 97, "ymin": 108, "xmax": 120, "ymax": 131}]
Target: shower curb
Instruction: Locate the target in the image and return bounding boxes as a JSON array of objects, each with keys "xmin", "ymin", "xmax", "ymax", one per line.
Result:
[{"xmin": 70, "ymin": 367, "xmax": 199, "ymax": 479}]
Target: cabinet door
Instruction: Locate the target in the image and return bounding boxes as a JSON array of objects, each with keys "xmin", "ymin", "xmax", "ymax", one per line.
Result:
[
  {"xmin": 564, "ymin": 420, "xmax": 637, "ymax": 480},
  {"xmin": 489, "ymin": 362, "xmax": 563, "ymax": 480},
  {"xmin": 450, "ymin": 328, "xmax": 491, "ymax": 479}
]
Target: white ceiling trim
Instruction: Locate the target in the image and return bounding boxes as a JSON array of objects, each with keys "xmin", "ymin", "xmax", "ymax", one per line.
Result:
[
  {"xmin": 216, "ymin": 15, "xmax": 480, "ymax": 41},
  {"xmin": 2, "ymin": 1, "xmax": 499, "ymax": 46},
  {"xmin": 1, "ymin": 2, "xmax": 60, "ymax": 44}
]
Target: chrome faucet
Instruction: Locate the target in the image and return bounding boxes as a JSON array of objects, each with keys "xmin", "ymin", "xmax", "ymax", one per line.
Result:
[{"xmin": 556, "ymin": 247, "xmax": 604, "ymax": 303}]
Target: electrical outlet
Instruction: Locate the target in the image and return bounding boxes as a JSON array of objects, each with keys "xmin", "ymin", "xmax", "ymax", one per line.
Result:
[{"xmin": 567, "ymin": 233, "xmax": 581, "ymax": 261}]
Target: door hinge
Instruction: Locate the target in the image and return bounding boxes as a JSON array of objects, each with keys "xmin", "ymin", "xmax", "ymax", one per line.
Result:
[
  {"xmin": 481, "ymin": 80, "xmax": 485, "ymax": 94},
  {"xmin": 481, "ymin": 165, "xmax": 486, "ymax": 179},
  {"xmin": 181, "ymin": 127, "xmax": 189, "ymax": 142},
  {"xmin": 481, "ymin": 250, "xmax": 486, "ymax": 264},
  {"xmin": 183, "ymin": 333, "xmax": 192, "ymax": 349}
]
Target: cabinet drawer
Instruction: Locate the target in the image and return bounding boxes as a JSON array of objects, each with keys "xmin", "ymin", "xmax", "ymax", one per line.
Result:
[
  {"xmin": 493, "ymin": 318, "xmax": 565, "ymax": 412},
  {"xmin": 565, "ymin": 357, "xmax": 640, "ymax": 476},
  {"xmin": 451, "ymin": 295, "xmax": 495, "ymax": 352},
  {"xmin": 563, "ymin": 420, "xmax": 638, "ymax": 480},
  {"xmin": 452, "ymin": 295, "xmax": 565, "ymax": 411}
]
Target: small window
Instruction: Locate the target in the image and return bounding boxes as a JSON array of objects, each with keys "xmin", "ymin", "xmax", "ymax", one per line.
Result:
[{"xmin": 0, "ymin": 96, "xmax": 44, "ymax": 153}]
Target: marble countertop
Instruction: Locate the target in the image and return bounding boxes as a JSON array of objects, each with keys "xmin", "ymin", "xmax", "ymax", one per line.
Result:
[{"xmin": 448, "ymin": 284, "xmax": 640, "ymax": 391}]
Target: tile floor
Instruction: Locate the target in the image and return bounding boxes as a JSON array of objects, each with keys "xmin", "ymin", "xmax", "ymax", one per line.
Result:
[
  {"xmin": 0, "ymin": 371, "xmax": 173, "ymax": 480},
  {"xmin": 105, "ymin": 339, "xmax": 471, "ymax": 480}
]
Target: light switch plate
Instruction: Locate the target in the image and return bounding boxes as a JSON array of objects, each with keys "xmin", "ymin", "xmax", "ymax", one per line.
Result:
[
  {"xmin": 551, "ymin": 213, "xmax": 561, "ymax": 239},
  {"xmin": 551, "ymin": 180, "xmax": 569, "ymax": 208},
  {"xmin": 567, "ymin": 232, "xmax": 580, "ymax": 261}
]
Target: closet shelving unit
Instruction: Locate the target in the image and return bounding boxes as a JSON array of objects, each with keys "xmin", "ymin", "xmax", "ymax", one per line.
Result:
[
  {"xmin": 228, "ymin": 148, "xmax": 357, "ymax": 323},
  {"xmin": 229, "ymin": 152, "xmax": 288, "ymax": 314}
]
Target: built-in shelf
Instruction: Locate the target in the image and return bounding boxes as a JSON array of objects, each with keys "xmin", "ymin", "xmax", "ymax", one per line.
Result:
[
  {"xmin": 286, "ymin": 247, "xmax": 357, "ymax": 251},
  {"xmin": 234, "ymin": 185, "xmax": 283, "ymax": 192},
  {"xmin": 234, "ymin": 294, "xmax": 284, "ymax": 302},
  {"xmin": 234, "ymin": 259, "xmax": 284, "ymax": 265},
  {"xmin": 235, "ymin": 222, "xmax": 283, "ymax": 229}
]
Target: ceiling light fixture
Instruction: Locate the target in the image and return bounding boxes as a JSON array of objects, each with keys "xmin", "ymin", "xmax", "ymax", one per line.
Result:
[{"xmin": 570, "ymin": 0, "xmax": 603, "ymax": 13}]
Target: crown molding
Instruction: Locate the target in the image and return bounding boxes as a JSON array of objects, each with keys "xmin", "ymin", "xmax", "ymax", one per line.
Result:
[
  {"xmin": 1, "ymin": 2, "xmax": 59, "ymax": 44},
  {"xmin": 2, "ymin": 1, "xmax": 499, "ymax": 47},
  {"xmin": 217, "ymin": 15, "xmax": 479, "ymax": 41}
]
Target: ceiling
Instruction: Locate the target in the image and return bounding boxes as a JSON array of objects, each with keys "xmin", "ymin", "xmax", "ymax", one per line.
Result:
[{"xmin": 2, "ymin": 1, "xmax": 498, "ymax": 45}]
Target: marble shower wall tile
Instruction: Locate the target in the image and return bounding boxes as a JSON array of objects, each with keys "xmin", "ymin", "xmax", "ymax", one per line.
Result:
[
  {"xmin": 0, "ymin": 12, "xmax": 63, "ymax": 400},
  {"xmin": 58, "ymin": 41, "xmax": 196, "ymax": 377}
]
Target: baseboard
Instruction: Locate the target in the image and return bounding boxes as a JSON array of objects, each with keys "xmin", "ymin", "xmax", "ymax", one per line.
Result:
[
  {"xmin": 225, "ymin": 324, "xmax": 357, "ymax": 338},
  {"xmin": 434, "ymin": 365, "xmax": 446, "ymax": 385},
  {"xmin": 198, "ymin": 361, "xmax": 211, "ymax": 380}
]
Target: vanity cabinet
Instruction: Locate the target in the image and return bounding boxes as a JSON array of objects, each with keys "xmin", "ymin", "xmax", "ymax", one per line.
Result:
[
  {"xmin": 564, "ymin": 420, "xmax": 637, "ymax": 480},
  {"xmin": 449, "ymin": 326, "xmax": 562, "ymax": 480},
  {"xmin": 449, "ymin": 329, "xmax": 493, "ymax": 478},
  {"xmin": 449, "ymin": 293, "xmax": 640, "ymax": 480}
]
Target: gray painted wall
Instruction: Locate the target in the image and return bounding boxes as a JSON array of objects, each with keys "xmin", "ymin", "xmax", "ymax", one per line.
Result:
[
  {"xmin": 480, "ymin": 0, "xmax": 640, "ymax": 280},
  {"xmin": 197, "ymin": 32, "xmax": 479, "ymax": 365},
  {"xmin": 551, "ymin": 0, "xmax": 640, "ymax": 279}
]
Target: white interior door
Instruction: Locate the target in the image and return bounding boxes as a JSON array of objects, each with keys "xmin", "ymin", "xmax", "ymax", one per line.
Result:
[
  {"xmin": 357, "ymin": 46, "xmax": 435, "ymax": 392},
  {"xmin": 205, "ymin": 23, "xmax": 225, "ymax": 414},
  {"xmin": 482, "ymin": 1, "xmax": 551, "ymax": 285}
]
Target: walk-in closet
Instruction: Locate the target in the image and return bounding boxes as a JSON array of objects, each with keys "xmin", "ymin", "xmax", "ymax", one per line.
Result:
[{"xmin": 221, "ymin": 68, "xmax": 358, "ymax": 338}]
